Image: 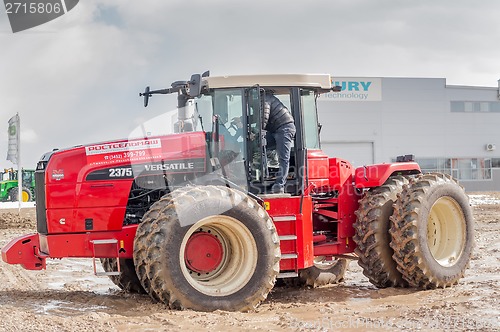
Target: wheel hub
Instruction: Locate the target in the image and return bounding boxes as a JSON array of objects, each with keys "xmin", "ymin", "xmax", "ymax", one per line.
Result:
[
  {"xmin": 184, "ymin": 231, "xmax": 224, "ymax": 274},
  {"xmin": 427, "ymin": 196, "xmax": 466, "ymax": 267}
]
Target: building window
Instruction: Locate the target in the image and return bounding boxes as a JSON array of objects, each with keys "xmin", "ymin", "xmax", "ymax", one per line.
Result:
[
  {"xmin": 451, "ymin": 101, "xmax": 500, "ymax": 113},
  {"xmin": 492, "ymin": 158, "xmax": 500, "ymax": 168},
  {"xmin": 414, "ymin": 157, "xmax": 492, "ymax": 180}
]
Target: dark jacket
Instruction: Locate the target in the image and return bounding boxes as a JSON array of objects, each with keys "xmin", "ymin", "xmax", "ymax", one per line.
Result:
[{"xmin": 262, "ymin": 94, "xmax": 294, "ymax": 132}]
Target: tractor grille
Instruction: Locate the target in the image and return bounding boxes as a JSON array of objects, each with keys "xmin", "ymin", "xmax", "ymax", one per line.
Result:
[{"xmin": 35, "ymin": 170, "xmax": 48, "ymax": 234}]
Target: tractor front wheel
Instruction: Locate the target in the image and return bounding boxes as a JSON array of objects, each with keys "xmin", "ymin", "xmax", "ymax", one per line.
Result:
[
  {"xmin": 390, "ymin": 173, "xmax": 474, "ymax": 288},
  {"xmin": 134, "ymin": 186, "xmax": 280, "ymax": 311}
]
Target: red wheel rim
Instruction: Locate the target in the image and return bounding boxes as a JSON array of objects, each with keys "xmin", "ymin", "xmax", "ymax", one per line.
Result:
[{"xmin": 184, "ymin": 232, "xmax": 224, "ymax": 274}]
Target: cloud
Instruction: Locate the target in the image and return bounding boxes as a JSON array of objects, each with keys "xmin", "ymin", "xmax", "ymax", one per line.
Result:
[{"xmin": 21, "ymin": 127, "xmax": 38, "ymax": 143}]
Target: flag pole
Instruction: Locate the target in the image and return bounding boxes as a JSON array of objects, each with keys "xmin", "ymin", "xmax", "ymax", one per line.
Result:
[{"xmin": 7, "ymin": 113, "xmax": 21, "ymax": 212}]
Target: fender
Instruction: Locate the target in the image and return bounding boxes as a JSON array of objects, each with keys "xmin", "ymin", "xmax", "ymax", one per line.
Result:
[{"xmin": 355, "ymin": 162, "xmax": 421, "ymax": 189}]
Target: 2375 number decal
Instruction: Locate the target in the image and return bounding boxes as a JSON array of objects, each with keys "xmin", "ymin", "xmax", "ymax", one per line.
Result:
[{"xmin": 109, "ymin": 168, "xmax": 133, "ymax": 178}]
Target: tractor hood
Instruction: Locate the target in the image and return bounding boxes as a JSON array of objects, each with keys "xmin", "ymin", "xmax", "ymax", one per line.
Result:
[{"xmin": 37, "ymin": 132, "xmax": 207, "ymax": 185}]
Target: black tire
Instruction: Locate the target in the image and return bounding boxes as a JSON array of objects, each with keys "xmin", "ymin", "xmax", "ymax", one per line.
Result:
[
  {"xmin": 133, "ymin": 186, "xmax": 194, "ymax": 301},
  {"xmin": 390, "ymin": 173, "xmax": 474, "ymax": 289},
  {"xmin": 354, "ymin": 176, "xmax": 409, "ymax": 288},
  {"xmin": 134, "ymin": 199, "xmax": 167, "ymax": 301},
  {"xmin": 100, "ymin": 258, "xmax": 146, "ymax": 294},
  {"xmin": 296, "ymin": 257, "xmax": 348, "ymax": 287},
  {"xmin": 8, "ymin": 188, "xmax": 16, "ymax": 202},
  {"xmin": 134, "ymin": 185, "xmax": 280, "ymax": 312},
  {"xmin": 9, "ymin": 187, "xmax": 32, "ymax": 202}
]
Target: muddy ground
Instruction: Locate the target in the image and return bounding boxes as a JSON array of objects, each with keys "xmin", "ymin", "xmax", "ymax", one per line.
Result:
[{"xmin": 0, "ymin": 194, "xmax": 498, "ymax": 332}]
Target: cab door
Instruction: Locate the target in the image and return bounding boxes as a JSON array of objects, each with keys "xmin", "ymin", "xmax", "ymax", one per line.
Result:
[
  {"xmin": 246, "ymin": 86, "xmax": 266, "ymax": 184},
  {"xmin": 298, "ymin": 88, "xmax": 330, "ymax": 190}
]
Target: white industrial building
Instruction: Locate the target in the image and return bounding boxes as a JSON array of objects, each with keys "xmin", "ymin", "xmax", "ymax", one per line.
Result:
[{"xmin": 317, "ymin": 77, "xmax": 500, "ymax": 191}]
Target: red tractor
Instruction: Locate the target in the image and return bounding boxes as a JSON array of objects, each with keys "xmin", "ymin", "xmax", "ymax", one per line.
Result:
[{"xmin": 2, "ymin": 73, "xmax": 474, "ymax": 311}]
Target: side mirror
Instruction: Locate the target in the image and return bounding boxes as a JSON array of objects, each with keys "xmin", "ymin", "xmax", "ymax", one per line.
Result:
[
  {"xmin": 140, "ymin": 86, "xmax": 150, "ymax": 107},
  {"xmin": 188, "ymin": 74, "xmax": 202, "ymax": 97}
]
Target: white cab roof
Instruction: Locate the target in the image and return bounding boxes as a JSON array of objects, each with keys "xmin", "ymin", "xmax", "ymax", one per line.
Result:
[{"xmin": 205, "ymin": 74, "xmax": 332, "ymax": 89}]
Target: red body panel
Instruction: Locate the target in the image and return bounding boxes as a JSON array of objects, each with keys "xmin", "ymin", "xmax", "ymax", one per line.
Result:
[
  {"xmin": 46, "ymin": 207, "xmax": 127, "ymax": 233},
  {"xmin": 331, "ymin": 159, "xmax": 358, "ymax": 242},
  {"xmin": 46, "ymin": 133, "xmax": 206, "ymax": 186},
  {"xmin": 307, "ymin": 149, "xmax": 330, "ymax": 189},
  {"xmin": 1, "ymin": 226, "xmax": 138, "ymax": 270},
  {"xmin": 44, "ymin": 133, "xmax": 207, "ymax": 234},
  {"xmin": 328, "ymin": 158, "xmax": 354, "ymax": 191},
  {"xmin": 312, "ymin": 158, "xmax": 359, "ymax": 256},
  {"xmin": 39, "ymin": 225, "xmax": 137, "ymax": 258},
  {"xmin": 265, "ymin": 196, "xmax": 314, "ymax": 271},
  {"xmin": 1, "ymin": 233, "xmax": 46, "ymax": 270},
  {"xmin": 354, "ymin": 162, "xmax": 421, "ymax": 188}
]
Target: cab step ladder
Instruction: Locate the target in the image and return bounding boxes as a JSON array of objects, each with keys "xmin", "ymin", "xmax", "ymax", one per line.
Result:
[
  {"xmin": 277, "ymin": 235, "xmax": 299, "ymax": 278},
  {"xmin": 90, "ymin": 239, "xmax": 121, "ymax": 276}
]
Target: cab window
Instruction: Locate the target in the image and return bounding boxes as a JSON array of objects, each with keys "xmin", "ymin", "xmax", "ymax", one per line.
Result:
[{"xmin": 301, "ymin": 90, "xmax": 320, "ymax": 149}]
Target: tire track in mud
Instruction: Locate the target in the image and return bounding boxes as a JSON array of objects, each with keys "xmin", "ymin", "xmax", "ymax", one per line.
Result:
[
  {"xmin": 0, "ymin": 284, "xmax": 158, "ymax": 317},
  {"xmin": 0, "ymin": 264, "xmax": 41, "ymax": 291}
]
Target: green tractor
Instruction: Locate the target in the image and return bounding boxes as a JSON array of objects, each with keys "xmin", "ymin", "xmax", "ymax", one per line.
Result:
[{"xmin": 0, "ymin": 168, "xmax": 36, "ymax": 202}]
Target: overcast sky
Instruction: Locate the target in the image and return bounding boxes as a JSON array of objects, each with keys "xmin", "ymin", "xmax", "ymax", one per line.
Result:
[{"xmin": 1, "ymin": 0, "xmax": 500, "ymax": 168}]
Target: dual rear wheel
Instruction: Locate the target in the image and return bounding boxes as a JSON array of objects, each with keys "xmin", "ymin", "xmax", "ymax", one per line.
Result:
[{"xmin": 354, "ymin": 173, "xmax": 474, "ymax": 289}]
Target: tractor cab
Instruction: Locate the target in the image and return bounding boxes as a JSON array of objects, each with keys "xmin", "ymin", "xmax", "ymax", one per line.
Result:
[
  {"xmin": 21, "ymin": 170, "xmax": 35, "ymax": 189},
  {"xmin": 142, "ymin": 73, "xmax": 334, "ymax": 196},
  {"xmin": 0, "ymin": 168, "xmax": 35, "ymax": 202},
  {"xmin": 2, "ymin": 168, "xmax": 16, "ymax": 181}
]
